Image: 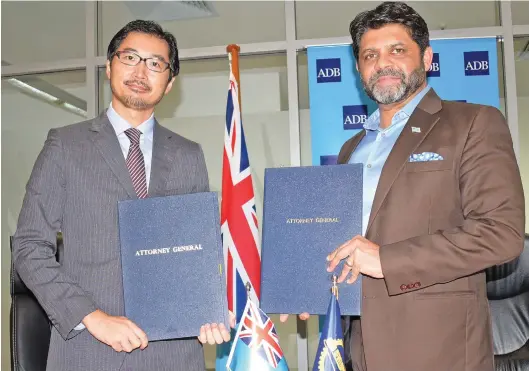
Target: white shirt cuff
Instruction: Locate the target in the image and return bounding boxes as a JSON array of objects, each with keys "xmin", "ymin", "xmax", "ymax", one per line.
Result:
[{"xmin": 74, "ymin": 323, "xmax": 86, "ymax": 331}]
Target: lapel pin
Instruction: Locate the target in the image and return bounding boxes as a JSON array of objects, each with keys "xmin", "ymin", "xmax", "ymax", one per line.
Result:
[{"xmin": 411, "ymin": 127, "xmax": 421, "ymax": 133}]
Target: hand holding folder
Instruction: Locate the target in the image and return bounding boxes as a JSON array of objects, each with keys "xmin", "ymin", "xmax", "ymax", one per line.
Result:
[{"xmin": 198, "ymin": 311, "xmax": 236, "ymax": 345}]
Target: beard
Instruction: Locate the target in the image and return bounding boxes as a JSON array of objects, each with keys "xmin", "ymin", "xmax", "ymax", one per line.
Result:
[
  {"xmin": 111, "ymin": 79, "xmax": 166, "ymax": 111},
  {"xmin": 362, "ymin": 65, "xmax": 426, "ymax": 105}
]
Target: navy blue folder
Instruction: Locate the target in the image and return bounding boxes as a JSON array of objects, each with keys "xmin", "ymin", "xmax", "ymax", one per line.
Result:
[
  {"xmin": 117, "ymin": 192, "xmax": 229, "ymax": 341},
  {"xmin": 260, "ymin": 164, "xmax": 363, "ymax": 315}
]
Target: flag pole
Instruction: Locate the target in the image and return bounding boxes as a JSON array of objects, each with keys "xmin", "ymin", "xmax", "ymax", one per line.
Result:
[
  {"xmin": 226, "ymin": 44, "xmax": 242, "ymax": 114},
  {"xmin": 245, "ymin": 281, "xmax": 252, "ymax": 302},
  {"xmin": 217, "ymin": 44, "xmax": 247, "ymax": 371}
]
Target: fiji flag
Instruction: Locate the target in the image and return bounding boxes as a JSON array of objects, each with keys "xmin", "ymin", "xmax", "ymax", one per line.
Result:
[
  {"xmin": 313, "ymin": 290, "xmax": 346, "ymax": 371},
  {"xmin": 216, "ymin": 44, "xmax": 262, "ymax": 370},
  {"xmin": 226, "ymin": 299, "xmax": 289, "ymax": 371}
]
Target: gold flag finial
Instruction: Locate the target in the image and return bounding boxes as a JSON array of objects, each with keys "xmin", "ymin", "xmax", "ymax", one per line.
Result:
[{"xmin": 332, "ymin": 274, "xmax": 339, "ymax": 300}]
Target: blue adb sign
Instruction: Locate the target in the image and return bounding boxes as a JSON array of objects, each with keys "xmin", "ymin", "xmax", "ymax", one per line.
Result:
[
  {"xmin": 343, "ymin": 105, "xmax": 368, "ymax": 130},
  {"xmin": 427, "ymin": 53, "xmax": 440, "ymax": 77},
  {"xmin": 464, "ymin": 51, "xmax": 490, "ymax": 76},
  {"xmin": 316, "ymin": 58, "xmax": 341, "ymax": 83}
]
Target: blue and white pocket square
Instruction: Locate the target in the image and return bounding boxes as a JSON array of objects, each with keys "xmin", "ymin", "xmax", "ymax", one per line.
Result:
[{"xmin": 409, "ymin": 152, "xmax": 444, "ymax": 162}]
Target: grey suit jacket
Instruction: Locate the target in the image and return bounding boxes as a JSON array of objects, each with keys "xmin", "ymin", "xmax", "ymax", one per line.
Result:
[{"xmin": 12, "ymin": 111, "xmax": 210, "ymax": 371}]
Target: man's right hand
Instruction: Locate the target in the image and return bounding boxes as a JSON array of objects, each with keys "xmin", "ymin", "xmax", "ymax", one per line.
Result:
[
  {"xmin": 82, "ymin": 309, "xmax": 148, "ymax": 352},
  {"xmin": 279, "ymin": 313, "xmax": 310, "ymax": 322}
]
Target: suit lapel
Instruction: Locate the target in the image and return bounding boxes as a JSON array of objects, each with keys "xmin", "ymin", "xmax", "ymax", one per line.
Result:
[
  {"xmin": 148, "ymin": 121, "xmax": 174, "ymax": 197},
  {"xmin": 365, "ymin": 89, "xmax": 442, "ymax": 236},
  {"xmin": 90, "ymin": 112, "xmax": 137, "ymax": 199}
]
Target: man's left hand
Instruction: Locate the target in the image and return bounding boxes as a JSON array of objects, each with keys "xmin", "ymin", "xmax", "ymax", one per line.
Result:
[
  {"xmin": 198, "ymin": 310, "xmax": 236, "ymax": 345},
  {"xmin": 327, "ymin": 235, "xmax": 384, "ymax": 283}
]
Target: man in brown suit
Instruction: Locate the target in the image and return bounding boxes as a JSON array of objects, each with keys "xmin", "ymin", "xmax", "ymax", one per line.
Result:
[{"xmin": 322, "ymin": 2, "xmax": 526, "ymax": 371}]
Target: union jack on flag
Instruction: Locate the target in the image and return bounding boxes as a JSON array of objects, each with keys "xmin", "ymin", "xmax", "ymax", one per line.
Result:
[
  {"xmin": 226, "ymin": 299, "xmax": 289, "ymax": 371},
  {"xmin": 221, "ymin": 58, "xmax": 261, "ymax": 318},
  {"xmin": 238, "ymin": 300, "xmax": 284, "ymax": 367}
]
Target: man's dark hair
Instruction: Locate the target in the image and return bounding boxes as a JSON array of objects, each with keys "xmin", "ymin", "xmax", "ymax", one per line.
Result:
[
  {"xmin": 349, "ymin": 2, "xmax": 430, "ymax": 61},
  {"xmin": 107, "ymin": 20, "xmax": 179, "ymax": 79}
]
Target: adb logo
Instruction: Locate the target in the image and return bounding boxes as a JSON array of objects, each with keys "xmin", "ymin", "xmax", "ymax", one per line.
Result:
[
  {"xmin": 464, "ymin": 51, "xmax": 489, "ymax": 76},
  {"xmin": 343, "ymin": 105, "xmax": 368, "ymax": 130},
  {"xmin": 427, "ymin": 53, "xmax": 440, "ymax": 77},
  {"xmin": 316, "ymin": 58, "xmax": 341, "ymax": 83}
]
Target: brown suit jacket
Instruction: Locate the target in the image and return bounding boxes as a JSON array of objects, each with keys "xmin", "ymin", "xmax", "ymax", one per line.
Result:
[{"xmin": 337, "ymin": 89, "xmax": 525, "ymax": 371}]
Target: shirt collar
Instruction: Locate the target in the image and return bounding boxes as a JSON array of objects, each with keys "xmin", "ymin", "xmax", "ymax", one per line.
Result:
[
  {"xmin": 364, "ymin": 85, "xmax": 431, "ymax": 131},
  {"xmin": 106, "ymin": 102, "xmax": 155, "ymax": 140}
]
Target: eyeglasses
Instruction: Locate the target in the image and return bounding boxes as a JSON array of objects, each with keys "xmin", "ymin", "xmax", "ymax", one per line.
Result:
[{"xmin": 114, "ymin": 51, "xmax": 171, "ymax": 74}]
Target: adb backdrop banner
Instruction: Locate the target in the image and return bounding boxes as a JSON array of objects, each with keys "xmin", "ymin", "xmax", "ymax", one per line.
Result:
[{"xmin": 308, "ymin": 38, "xmax": 500, "ymax": 165}]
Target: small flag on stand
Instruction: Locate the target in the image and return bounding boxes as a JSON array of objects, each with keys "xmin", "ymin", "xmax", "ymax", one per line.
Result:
[
  {"xmin": 226, "ymin": 296, "xmax": 289, "ymax": 371},
  {"xmin": 313, "ymin": 276, "xmax": 346, "ymax": 371}
]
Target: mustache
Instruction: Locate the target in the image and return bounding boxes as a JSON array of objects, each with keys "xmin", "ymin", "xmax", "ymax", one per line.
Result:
[
  {"xmin": 369, "ymin": 67, "xmax": 406, "ymax": 85},
  {"xmin": 124, "ymin": 80, "xmax": 151, "ymax": 91}
]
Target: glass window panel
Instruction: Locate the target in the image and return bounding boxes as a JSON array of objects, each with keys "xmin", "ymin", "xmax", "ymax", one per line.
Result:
[
  {"xmin": 298, "ymin": 51, "xmax": 312, "ymax": 167},
  {"xmin": 99, "ymin": 1, "xmax": 285, "ymax": 55},
  {"xmin": 1, "ymin": 1, "xmax": 86, "ymax": 64},
  {"xmin": 296, "ymin": 1, "xmax": 500, "ymax": 40},
  {"xmin": 1, "ymin": 70, "xmax": 87, "ymax": 371},
  {"xmin": 99, "ymin": 53, "xmax": 294, "ymax": 367},
  {"xmin": 514, "ymin": 36, "xmax": 529, "ymax": 232},
  {"xmin": 512, "ymin": 1, "xmax": 529, "ymax": 25}
]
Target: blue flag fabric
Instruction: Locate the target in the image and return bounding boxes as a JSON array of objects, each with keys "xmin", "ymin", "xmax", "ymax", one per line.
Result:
[
  {"xmin": 313, "ymin": 292, "xmax": 346, "ymax": 371},
  {"xmin": 226, "ymin": 299, "xmax": 289, "ymax": 371}
]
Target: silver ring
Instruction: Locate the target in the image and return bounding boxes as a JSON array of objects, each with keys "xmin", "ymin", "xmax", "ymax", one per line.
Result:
[{"xmin": 344, "ymin": 259, "xmax": 354, "ymax": 268}]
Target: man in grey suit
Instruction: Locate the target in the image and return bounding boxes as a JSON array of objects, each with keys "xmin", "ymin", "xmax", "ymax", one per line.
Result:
[{"xmin": 12, "ymin": 20, "xmax": 233, "ymax": 371}]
